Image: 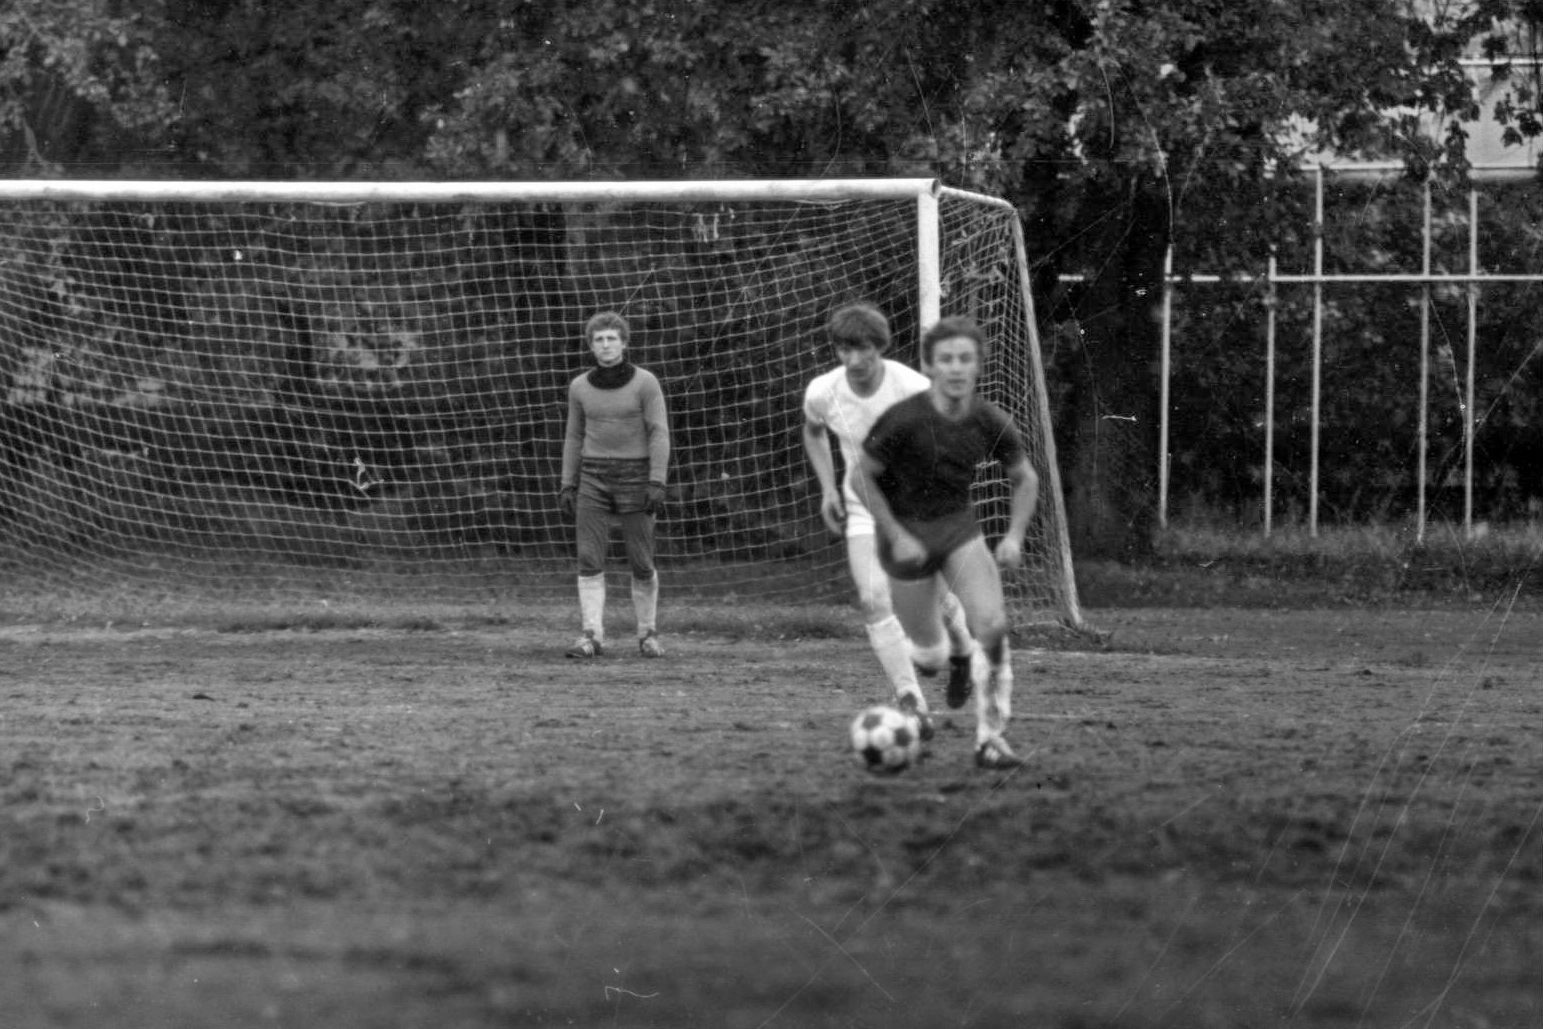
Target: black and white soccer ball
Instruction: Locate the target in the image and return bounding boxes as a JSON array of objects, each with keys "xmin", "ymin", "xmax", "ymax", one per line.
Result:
[{"xmin": 849, "ymin": 704, "xmax": 923, "ymax": 774}]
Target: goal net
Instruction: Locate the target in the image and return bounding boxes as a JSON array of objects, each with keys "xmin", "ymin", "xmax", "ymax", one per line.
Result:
[{"xmin": 0, "ymin": 179, "xmax": 1083, "ymax": 627}]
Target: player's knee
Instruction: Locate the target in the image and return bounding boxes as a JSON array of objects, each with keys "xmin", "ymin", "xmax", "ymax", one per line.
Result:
[
  {"xmin": 911, "ymin": 639, "xmax": 950, "ymax": 676},
  {"xmin": 854, "ymin": 583, "xmax": 891, "ymax": 621},
  {"xmin": 973, "ymin": 611, "xmax": 1010, "ymax": 650}
]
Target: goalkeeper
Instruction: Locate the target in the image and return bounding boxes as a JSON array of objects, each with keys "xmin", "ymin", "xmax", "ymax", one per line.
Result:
[
  {"xmin": 856, "ymin": 315, "xmax": 1038, "ymax": 770},
  {"xmin": 802, "ymin": 302, "xmax": 979, "ymax": 737},
  {"xmin": 559, "ymin": 311, "xmax": 671, "ymax": 658}
]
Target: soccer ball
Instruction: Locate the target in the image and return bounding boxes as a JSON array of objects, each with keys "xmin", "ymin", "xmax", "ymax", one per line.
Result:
[{"xmin": 849, "ymin": 704, "xmax": 923, "ymax": 774}]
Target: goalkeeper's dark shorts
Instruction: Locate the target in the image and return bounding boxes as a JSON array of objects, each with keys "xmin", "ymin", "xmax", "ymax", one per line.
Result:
[
  {"xmin": 577, "ymin": 457, "xmax": 653, "ymax": 514},
  {"xmin": 877, "ymin": 508, "xmax": 982, "ymax": 581},
  {"xmin": 574, "ymin": 457, "xmax": 656, "ymax": 578}
]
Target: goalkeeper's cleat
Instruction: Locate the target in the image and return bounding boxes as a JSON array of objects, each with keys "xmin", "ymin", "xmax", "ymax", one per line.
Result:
[
  {"xmin": 638, "ymin": 631, "xmax": 664, "ymax": 658},
  {"xmin": 565, "ymin": 631, "xmax": 604, "ymax": 659},
  {"xmin": 974, "ymin": 737, "xmax": 1024, "ymax": 770},
  {"xmin": 945, "ymin": 651, "xmax": 975, "ymax": 709},
  {"xmin": 897, "ymin": 692, "xmax": 935, "ymax": 743}
]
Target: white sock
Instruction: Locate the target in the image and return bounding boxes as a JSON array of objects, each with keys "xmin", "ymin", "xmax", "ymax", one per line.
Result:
[
  {"xmin": 866, "ymin": 615, "xmax": 925, "ymax": 709},
  {"xmin": 994, "ymin": 646, "xmax": 1013, "ymax": 717},
  {"xmin": 940, "ymin": 591, "xmax": 975, "ymax": 658},
  {"xmin": 631, "ymin": 575, "xmax": 659, "ymax": 637},
  {"xmin": 975, "ymin": 648, "xmax": 1013, "ymax": 743},
  {"xmin": 578, "ymin": 573, "xmax": 606, "ymax": 641}
]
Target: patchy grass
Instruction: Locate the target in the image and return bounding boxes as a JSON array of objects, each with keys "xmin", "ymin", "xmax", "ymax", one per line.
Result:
[
  {"xmin": 9, "ymin": 519, "xmax": 1543, "ymax": 637},
  {"xmin": 3, "ymin": 612, "xmax": 1540, "ymax": 1029},
  {"xmin": 1073, "ymin": 521, "xmax": 1543, "ymax": 609}
]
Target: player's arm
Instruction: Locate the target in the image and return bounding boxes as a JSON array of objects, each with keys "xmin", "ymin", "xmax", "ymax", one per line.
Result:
[
  {"xmin": 639, "ymin": 373, "xmax": 670, "ymax": 513},
  {"xmin": 641, "ymin": 373, "xmax": 670, "ymax": 484},
  {"xmin": 801, "ymin": 418, "xmax": 845, "ymax": 534},
  {"xmin": 994, "ymin": 455, "xmax": 1039, "ymax": 571},
  {"xmin": 855, "ymin": 451, "xmax": 926, "ymax": 568},
  {"xmin": 558, "ymin": 383, "xmax": 585, "ymax": 515},
  {"xmin": 560, "ymin": 383, "xmax": 585, "ymax": 487}
]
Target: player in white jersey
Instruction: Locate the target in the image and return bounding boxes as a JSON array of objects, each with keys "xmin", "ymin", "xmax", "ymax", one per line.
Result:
[{"xmin": 802, "ymin": 302, "xmax": 978, "ymax": 738}]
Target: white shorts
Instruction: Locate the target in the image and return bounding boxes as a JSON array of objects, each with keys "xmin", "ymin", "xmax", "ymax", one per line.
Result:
[{"xmin": 843, "ymin": 496, "xmax": 876, "ymax": 539}]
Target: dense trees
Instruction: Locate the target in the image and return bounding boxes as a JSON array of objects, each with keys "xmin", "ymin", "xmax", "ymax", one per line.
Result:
[
  {"xmin": 4, "ymin": 0, "xmax": 1542, "ymax": 554},
  {"xmin": 0, "ymin": 0, "xmax": 174, "ymax": 170}
]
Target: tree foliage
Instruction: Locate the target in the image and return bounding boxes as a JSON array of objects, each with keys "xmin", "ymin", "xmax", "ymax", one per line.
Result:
[
  {"xmin": 9, "ymin": 0, "xmax": 1533, "ymax": 251},
  {"xmin": 0, "ymin": 0, "xmax": 173, "ymax": 170}
]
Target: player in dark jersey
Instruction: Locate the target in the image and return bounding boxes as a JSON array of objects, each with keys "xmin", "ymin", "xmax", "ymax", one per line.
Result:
[{"xmin": 856, "ymin": 315, "xmax": 1039, "ymax": 769}]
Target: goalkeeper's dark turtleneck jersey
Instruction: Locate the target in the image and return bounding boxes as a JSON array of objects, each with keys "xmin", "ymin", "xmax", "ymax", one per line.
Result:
[
  {"xmin": 587, "ymin": 360, "xmax": 636, "ymax": 390},
  {"xmin": 561, "ymin": 360, "xmax": 670, "ymax": 488}
]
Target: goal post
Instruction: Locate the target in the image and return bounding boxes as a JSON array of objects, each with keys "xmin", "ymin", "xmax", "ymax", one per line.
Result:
[{"xmin": 0, "ymin": 177, "xmax": 1083, "ymax": 627}]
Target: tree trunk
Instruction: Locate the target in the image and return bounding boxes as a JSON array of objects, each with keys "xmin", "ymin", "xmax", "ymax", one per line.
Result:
[{"xmin": 1057, "ymin": 179, "xmax": 1169, "ymax": 561}]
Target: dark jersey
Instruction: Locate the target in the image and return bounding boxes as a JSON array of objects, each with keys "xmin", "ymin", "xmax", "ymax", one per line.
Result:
[{"xmin": 862, "ymin": 392, "xmax": 1026, "ymax": 523}]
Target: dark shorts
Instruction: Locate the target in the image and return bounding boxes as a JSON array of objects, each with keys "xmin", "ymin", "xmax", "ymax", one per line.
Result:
[
  {"xmin": 574, "ymin": 458, "xmax": 656, "ymax": 577},
  {"xmin": 578, "ymin": 457, "xmax": 652, "ymax": 514},
  {"xmin": 877, "ymin": 509, "xmax": 982, "ymax": 581}
]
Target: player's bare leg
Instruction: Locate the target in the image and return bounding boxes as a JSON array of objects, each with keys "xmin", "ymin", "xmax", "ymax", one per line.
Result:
[
  {"xmin": 854, "ymin": 528, "xmax": 960, "ymax": 686},
  {"xmin": 938, "ymin": 589, "xmax": 978, "ymax": 708},
  {"xmin": 942, "ymin": 540, "xmax": 1022, "ymax": 768},
  {"xmin": 889, "ymin": 572, "xmax": 957, "ymax": 743},
  {"xmin": 847, "ymin": 534, "xmax": 931, "ymax": 738}
]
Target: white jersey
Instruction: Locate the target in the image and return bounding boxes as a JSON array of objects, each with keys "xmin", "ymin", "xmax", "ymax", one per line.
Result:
[{"xmin": 803, "ymin": 359, "xmax": 931, "ymax": 532}]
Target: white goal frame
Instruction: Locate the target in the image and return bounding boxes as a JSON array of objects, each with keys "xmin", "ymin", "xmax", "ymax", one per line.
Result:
[{"xmin": 0, "ymin": 177, "xmax": 1083, "ymax": 628}]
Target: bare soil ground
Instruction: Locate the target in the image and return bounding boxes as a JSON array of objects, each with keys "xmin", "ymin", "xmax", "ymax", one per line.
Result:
[{"xmin": 2, "ymin": 602, "xmax": 1540, "ymax": 1028}]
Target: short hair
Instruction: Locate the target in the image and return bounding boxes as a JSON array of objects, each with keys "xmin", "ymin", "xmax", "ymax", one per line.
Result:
[
  {"xmin": 826, "ymin": 302, "xmax": 891, "ymax": 353},
  {"xmin": 920, "ymin": 316, "xmax": 988, "ymax": 366},
  {"xmin": 584, "ymin": 310, "xmax": 630, "ymax": 344}
]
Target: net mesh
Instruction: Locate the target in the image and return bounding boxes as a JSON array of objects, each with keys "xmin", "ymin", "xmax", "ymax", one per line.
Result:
[{"xmin": 0, "ymin": 184, "xmax": 1080, "ymax": 625}]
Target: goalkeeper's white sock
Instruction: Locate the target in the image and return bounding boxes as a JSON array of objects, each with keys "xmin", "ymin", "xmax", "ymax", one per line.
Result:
[
  {"xmin": 941, "ymin": 590, "xmax": 976, "ymax": 658},
  {"xmin": 631, "ymin": 574, "xmax": 659, "ymax": 637},
  {"xmin": 577, "ymin": 573, "xmax": 606, "ymax": 642},
  {"xmin": 867, "ymin": 615, "xmax": 925, "ymax": 709}
]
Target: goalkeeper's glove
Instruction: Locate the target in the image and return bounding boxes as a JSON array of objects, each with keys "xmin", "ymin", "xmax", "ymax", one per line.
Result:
[
  {"xmin": 559, "ymin": 485, "xmax": 577, "ymax": 518},
  {"xmin": 645, "ymin": 481, "xmax": 667, "ymax": 515}
]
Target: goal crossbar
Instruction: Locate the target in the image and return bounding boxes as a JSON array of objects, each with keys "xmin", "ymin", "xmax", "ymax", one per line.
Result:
[{"xmin": 0, "ymin": 178, "xmax": 944, "ymax": 204}]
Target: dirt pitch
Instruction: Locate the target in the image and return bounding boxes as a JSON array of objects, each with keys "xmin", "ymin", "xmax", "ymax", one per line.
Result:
[{"xmin": 2, "ymin": 602, "xmax": 1541, "ymax": 1028}]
